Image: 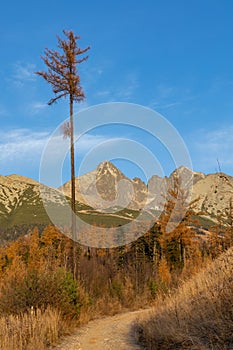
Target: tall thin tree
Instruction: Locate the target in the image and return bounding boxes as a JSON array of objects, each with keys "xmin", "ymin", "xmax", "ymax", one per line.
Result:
[{"xmin": 36, "ymin": 30, "xmax": 90, "ymax": 270}]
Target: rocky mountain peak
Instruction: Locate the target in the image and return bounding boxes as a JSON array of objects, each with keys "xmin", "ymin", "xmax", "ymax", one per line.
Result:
[
  {"xmin": 96, "ymin": 161, "xmax": 125, "ymax": 179},
  {"xmin": 132, "ymin": 177, "xmax": 145, "ymax": 184},
  {"xmin": 169, "ymin": 166, "xmax": 193, "ymax": 179},
  {"xmin": 169, "ymin": 166, "xmax": 206, "ymax": 184},
  {"xmin": 59, "ymin": 162, "xmax": 233, "ymax": 218}
]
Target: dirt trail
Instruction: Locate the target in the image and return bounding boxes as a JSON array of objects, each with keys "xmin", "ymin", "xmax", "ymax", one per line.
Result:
[{"xmin": 54, "ymin": 309, "xmax": 149, "ymax": 350}]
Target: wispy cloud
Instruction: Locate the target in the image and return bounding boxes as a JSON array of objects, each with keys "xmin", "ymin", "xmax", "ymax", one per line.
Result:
[
  {"xmin": 95, "ymin": 90, "xmax": 111, "ymax": 98},
  {"xmin": 95, "ymin": 73, "xmax": 139, "ymax": 102},
  {"xmin": 195, "ymin": 127, "xmax": 233, "ymax": 153},
  {"xmin": 190, "ymin": 125, "xmax": 233, "ymax": 174},
  {"xmin": 150, "ymin": 101, "xmax": 182, "ymax": 110},
  {"xmin": 149, "ymin": 84, "xmax": 195, "ymax": 111},
  {"xmin": 156, "ymin": 85, "xmax": 175, "ymax": 99},
  {"xmin": 29, "ymin": 102, "xmax": 48, "ymax": 115},
  {"xmin": 81, "ymin": 60, "xmax": 139, "ymax": 103},
  {"xmin": 80, "ymin": 65, "xmax": 104, "ymax": 87},
  {"xmin": 116, "ymin": 73, "xmax": 139, "ymax": 100},
  {"xmin": 75, "ymin": 133, "xmax": 110, "ymax": 153},
  {"xmin": 0, "ymin": 128, "xmax": 111, "ymax": 171},
  {"xmin": 10, "ymin": 62, "xmax": 36, "ymax": 87},
  {"xmin": 0, "ymin": 129, "xmax": 49, "ymax": 163}
]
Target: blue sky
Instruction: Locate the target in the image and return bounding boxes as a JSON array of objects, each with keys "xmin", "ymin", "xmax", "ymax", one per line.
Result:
[{"xmin": 0, "ymin": 0, "xmax": 233, "ymax": 186}]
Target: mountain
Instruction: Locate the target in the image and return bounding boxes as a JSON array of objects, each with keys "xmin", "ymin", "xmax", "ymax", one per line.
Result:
[
  {"xmin": 0, "ymin": 169, "xmax": 142, "ymax": 242},
  {"xmin": 60, "ymin": 162, "xmax": 233, "ymax": 224},
  {"xmin": 167, "ymin": 166, "xmax": 233, "ymax": 218},
  {"xmin": 59, "ymin": 161, "xmax": 148, "ymax": 211},
  {"xmin": 191, "ymin": 172, "xmax": 233, "ymax": 216},
  {"xmin": 1, "ymin": 162, "xmax": 233, "ymax": 242},
  {"xmin": 0, "ymin": 174, "xmax": 68, "ymax": 230}
]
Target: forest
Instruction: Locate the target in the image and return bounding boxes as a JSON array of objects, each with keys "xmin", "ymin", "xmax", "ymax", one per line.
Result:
[{"xmin": 0, "ymin": 188, "xmax": 232, "ymax": 349}]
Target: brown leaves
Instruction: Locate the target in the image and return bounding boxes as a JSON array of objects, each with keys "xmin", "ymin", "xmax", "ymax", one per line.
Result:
[
  {"xmin": 36, "ymin": 29, "xmax": 90, "ymax": 105},
  {"xmin": 60, "ymin": 120, "xmax": 71, "ymax": 139}
]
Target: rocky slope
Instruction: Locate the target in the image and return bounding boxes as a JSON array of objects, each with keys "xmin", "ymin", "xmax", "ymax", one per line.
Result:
[{"xmin": 191, "ymin": 172, "xmax": 233, "ymax": 216}]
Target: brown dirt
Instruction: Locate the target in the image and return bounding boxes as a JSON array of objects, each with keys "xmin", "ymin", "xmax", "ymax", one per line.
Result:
[{"xmin": 54, "ymin": 309, "xmax": 149, "ymax": 350}]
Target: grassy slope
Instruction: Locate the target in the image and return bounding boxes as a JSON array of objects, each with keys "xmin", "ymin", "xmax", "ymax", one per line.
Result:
[
  {"xmin": 0, "ymin": 189, "xmax": 141, "ymax": 239},
  {"xmin": 135, "ymin": 247, "xmax": 233, "ymax": 350}
]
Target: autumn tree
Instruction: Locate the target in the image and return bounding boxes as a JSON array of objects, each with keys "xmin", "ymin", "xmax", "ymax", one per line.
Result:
[
  {"xmin": 159, "ymin": 180, "xmax": 197, "ymax": 269},
  {"xmin": 224, "ymin": 198, "xmax": 233, "ymax": 248},
  {"xmin": 36, "ymin": 30, "xmax": 90, "ymax": 275}
]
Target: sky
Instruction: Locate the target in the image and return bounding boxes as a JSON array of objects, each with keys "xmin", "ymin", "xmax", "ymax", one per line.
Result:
[{"xmin": 0, "ymin": 0, "xmax": 233, "ymax": 187}]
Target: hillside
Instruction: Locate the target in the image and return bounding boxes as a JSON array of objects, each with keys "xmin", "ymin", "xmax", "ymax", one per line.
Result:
[
  {"xmin": 0, "ymin": 171, "xmax": 140, "ymax": 242},
  {"xmin": 135, "ymin": 246, "xmax": 233, "ymax": 349}
]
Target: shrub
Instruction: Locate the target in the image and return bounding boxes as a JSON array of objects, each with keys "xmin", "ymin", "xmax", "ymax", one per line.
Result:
[{"xmin": 0, "ymin": 265, "xmax": 81, "ymax": 318}]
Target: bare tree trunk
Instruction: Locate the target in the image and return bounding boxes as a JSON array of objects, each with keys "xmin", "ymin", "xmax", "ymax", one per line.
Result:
[{"xmin": 70, "ymin": 96, "xmax": 77, "ymax": 278}]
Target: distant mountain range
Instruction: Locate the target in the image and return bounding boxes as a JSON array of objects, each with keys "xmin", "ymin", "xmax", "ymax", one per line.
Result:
[
  {"xmin": 1, "ymin": 161, "xmax": 233, "ymax": 241},
  {"xmin": 60, "ymin": 161, "xmax": 233, "ymax": 219}
]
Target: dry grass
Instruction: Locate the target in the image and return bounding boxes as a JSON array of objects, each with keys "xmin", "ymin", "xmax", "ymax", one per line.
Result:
[
  {"xmin": 0, "ymin": 307, "xmax": 62, "ymax": 350},
  {"xmin": 135, "ymin": 247, "xmax": 233, "ymax": 350}
]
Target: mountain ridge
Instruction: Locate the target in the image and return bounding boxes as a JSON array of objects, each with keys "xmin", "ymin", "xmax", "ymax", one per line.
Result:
[
  {"xmin": 1, "ymin": 162, "xmax": 233, "ymax": 242},
  {"xmin": 60, "ymin": 161, "xmax": 233, "ymax": 218}
]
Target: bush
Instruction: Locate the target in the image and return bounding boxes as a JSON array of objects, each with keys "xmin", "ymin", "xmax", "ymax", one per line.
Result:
[{"xmin": 0, "ymin": 265, "xmax": 81, "ymax": 318}]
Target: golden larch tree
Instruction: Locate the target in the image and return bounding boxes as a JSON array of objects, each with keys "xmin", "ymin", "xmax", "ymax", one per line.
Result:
[{"xmin": 36, "ymin": 30, "xmax": 90, "ymax": 275}]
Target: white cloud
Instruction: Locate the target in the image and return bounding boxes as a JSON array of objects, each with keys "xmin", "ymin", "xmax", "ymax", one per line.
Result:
[
  {"xmin": 150, "ymin": 101, "xmax": 182, "ymax": 110},
  {"xmin": 10, "ymin": 62, "xmax": 36, "ymax": 87},
  {"xmin": 29, "ymin": 102, "xmax": 48, "ymax": 115},
  {"xmin": 116, "ymin": 74, "xmax": 139, "ymax": 100},
  {"xmin": 195, "ymin": 127, "xmax": 233, "ymax": 152},
  {"xmin": 94, "ymin": 73, "xmax": 139, "ymax": 102},
  {"xmin": 75, "ymin": 133, "xmax": 110, "ymax": 153},
  {"xmin": 149, "ymin": 85, "xmax": 195, "ymax": 111},
  {"xmin": 80, "ymin": 65, "xmax": 105, "ymax": 87},
  {"xmin": 0, "ymin": 129, "xmax": 49, "ymax": 163},
  {"xmin": 190, "ymin": 125, "xmax": 233, "ymax": 174},
  {"xmin": 156, "ymin": 85, "xmax": 175, "ymax": 99},
  {"xmin": 0, "ymin": 128, "xmax": 110, "ymax": 168},
  {"xmin": 95, "ymin": 90, "xmax": 111, "ymax": 98}
]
